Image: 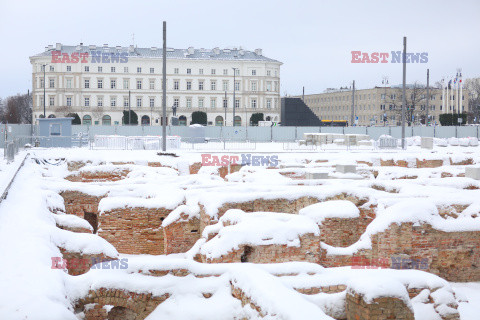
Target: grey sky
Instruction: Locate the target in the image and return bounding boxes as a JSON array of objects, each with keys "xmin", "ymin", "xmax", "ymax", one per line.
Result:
[{"xmin": 0, "ymin": 0, "xmax": 479, "ymax": 98}]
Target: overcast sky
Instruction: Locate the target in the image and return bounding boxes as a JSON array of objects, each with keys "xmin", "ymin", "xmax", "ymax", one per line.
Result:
[{"xmin": 1, "ymin": 0, "xmax": 479, "ymax": 98}]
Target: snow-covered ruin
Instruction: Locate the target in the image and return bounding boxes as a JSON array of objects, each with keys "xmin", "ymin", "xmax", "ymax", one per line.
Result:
[{"xmin": 1, "ymin": 145, "xmax": 480, "ymax": 320}]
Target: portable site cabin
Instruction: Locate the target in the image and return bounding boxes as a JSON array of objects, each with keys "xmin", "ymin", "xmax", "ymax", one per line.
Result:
[{"xmin": 37, "ymin": 117, "xmax": 73, "ymax": 147}]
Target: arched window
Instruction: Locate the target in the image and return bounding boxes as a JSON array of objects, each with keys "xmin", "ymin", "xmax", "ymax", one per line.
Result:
[
  {"xmin": 83, "ymin": 115, "xmax": 92, "ymax": 125},
  {"xmin": 234, "ymin": 116, "xmax": 241, "ymax": 126},
  {"xmin": 48, "ymin": 114, "xmax": 56, "ymax": 118},
  {"xmin": 266, "ymin": 116, "xmax": 271, "ymax": 121},
  {"xmin": 141, "ymin": 115, "xmax": 150, "ymax": 126},
  {"xmin": 179, "ymin": 115, "xmax": 187, "ymax": 126},
  {"xmin": 39, "ymin": 114, "xmax": 45, "ymax": 118},
  {"xmin": 102, "ymin": 115, "xmax": 111, "ymax": 126},
  {"xmin": 215, "ymin": 116, "xmax": 224, "ymax": 126}
]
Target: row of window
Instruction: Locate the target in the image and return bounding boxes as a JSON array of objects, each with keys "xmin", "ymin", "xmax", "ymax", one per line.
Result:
[
  {"xmin": 39, "ymin": 96, "xmax": 279, "ymax": 109},
  {"xmin": 319, "ymin": 114, "xmax": 438, "ymax": 122},
  {"xmin": 316, "ymin": 104, "xmax": 443, "ymax": 113},
  {"xmin": 380, "ymin": 105, "xmax": 439, "ymax": 111},
  {"xmin": 41, "ymin": 65, "xmax": 279, "ymax": 77},
  {"xmin": 306, "ymin": 93, "xmax": 466, "ymax": 104},
  {"xmin": 39, "ymin": 78, "xmax": 279, "ymax": 92},
  {"xmin": 381, "ymin": 94, "xmax": 464, "ymax": 101}
]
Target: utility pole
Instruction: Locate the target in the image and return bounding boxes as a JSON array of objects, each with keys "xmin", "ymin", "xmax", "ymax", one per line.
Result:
[
  {"xmin": 128, "ymin": 90, "xmax": 131, "ymax": 125},
  {"xmin": 232, "ymin": 68, "xmax": 237, "ymax": 127},
  {"xmin": 459, "ymin": 70, "xmax": 463, "ymax": 114},
  {"xmin": 401, "ymin": 36, "xmax": 407, "ymax": 149},
  {"xmin": 43, "ymin": 64, "xmax": 47, "ymax": 118},
  {"xmin": 162, "ymin": 21, "xmax": 167, "ymax": 151},
  {"xmin": 224, "ymin": 90, "xmax": 227, "ymax": 126},
  {"xmin": 350, "ymin": 80, "xmax": 355, "ymax": 126},
  {"xmin": 426, "ymin": 69, "xmax": 429, "ymax": 125},
  {"xmin": 302, "ymin": 86, "xmax": 305, "ymax": 101},
  {"xmin": 382, "ymin": 76, "xmax": 388, "ymax": 126}
]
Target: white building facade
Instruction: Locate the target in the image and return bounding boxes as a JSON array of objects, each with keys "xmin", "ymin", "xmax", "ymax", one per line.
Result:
[{"xmin": 30, "ymin": 43, "xmax": 282, "ymax": 126}]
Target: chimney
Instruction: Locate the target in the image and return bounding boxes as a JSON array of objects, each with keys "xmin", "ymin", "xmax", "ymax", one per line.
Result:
[
  {"xmin": 254, "ymin": 48, "xmax": 262, "ymax": 56},
  {"xmin": 48, "ymin": 44, "xmax": 53, "ymax": 50},
  {"xmin": 55, "ymin": 43, "xmax": 62, "ymax": 50},
  {"xmin": 187, "ymin": 46, "xmax": 194, "ymax": 55}
]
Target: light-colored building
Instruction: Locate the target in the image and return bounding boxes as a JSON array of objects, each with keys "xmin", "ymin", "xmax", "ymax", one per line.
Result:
[
  {"xmin": 30, "ymin": 43, "xmax": 282, "ymax": 126},
  {"xmin": 299, "ymin": 85, "xmax": 469, "ymax": 126}
]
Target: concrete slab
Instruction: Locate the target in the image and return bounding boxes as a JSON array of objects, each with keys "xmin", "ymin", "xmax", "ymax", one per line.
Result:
[
  {"xmin": 466, "ymin": 167, "xmax": 480, "ymax": 180},
  {"xmin": 336, "ymin": 164, "xmax": 357, "ymax": 174}
]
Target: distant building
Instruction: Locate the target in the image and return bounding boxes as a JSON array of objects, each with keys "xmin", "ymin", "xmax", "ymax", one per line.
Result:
[
  {"xmin": 30, "ymin": 43, "xmax": 282, "ymax": 126},
  {"xmin": 297, "ymin": 85, "xmax": 469, "ymax": 126}
]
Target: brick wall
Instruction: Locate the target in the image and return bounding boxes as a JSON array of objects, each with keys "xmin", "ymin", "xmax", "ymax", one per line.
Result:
[
  {"xmin": 58, "ymin": 247, "xmax": 116, "ymax": 276},
  {"xmin": 201, "ymin": 233, "xmax": 321, "ymax": 264},
  {"xmin": 320, "ymin": 216, "xmax": 371, "ymax": 248},
  {"xmin": 163, "ymin": 216, "xmax": 201, "ymax": 254},
  {"xmin": 60, "ymin": 191, "xmax": 105, "ymax": 232},
  {"xmin": 346, "ymin": 292, "xmax": 414, "ymax": 320},
  {"xmin": 65, "ymin": 169, "xmax": 130, "ymax": 183},
  {"xmin": 321, "ymin": 222, "xmax": 480, "ymax": 282},
  {"xmin": 78, "ymin": 288, "xmax": 170, "ymax": 320},
  {"xmin": 98, "ymin": 207, "xmax": 171, "ymax": 255},
  {"xmin": 199, "ymin": 194, "xmax": 369, "ymax": 234}
]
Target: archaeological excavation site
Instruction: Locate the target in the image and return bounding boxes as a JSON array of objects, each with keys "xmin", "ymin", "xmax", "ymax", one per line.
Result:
[{"xmin": 1, "ymin": 146, "xmax": 480, "ymax": 320}]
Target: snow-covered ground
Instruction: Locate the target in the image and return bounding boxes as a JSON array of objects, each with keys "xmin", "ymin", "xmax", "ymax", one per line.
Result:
[{"xmin": 0, "ymin": 143, "xmax": 479, "ymax": 319}]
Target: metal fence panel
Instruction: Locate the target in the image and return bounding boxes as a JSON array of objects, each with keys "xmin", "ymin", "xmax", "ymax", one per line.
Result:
[
  {"xmin": 247, "ymin": 127, "xmax": 271, "ymax": 142},
  {"xmin": 204, "ymin": 126, "xmax": 223, "ymax": 140},
  {"xmin": 367, "ymin": 126, "xmax": 390, "ymax": 140},
  {"xmin": 344, "ymin": 127, "xmax": 368, "ymax": 135},
  {"xmin": 272, "ymin": 126, "xmax": 296, "ymax": 142},
  {"xmin": 390, "ymin": 126, "xmax": 413, "ymax": 139},
  {"xmin": 435, "ymin": 126, "xmax": 456, "ymax": 139},
  {"xmin": 412, "ymin": 126, "xmax": 435, "ymax": 137},
  {"xmin": 320, "ymin": 127, "xmax": 344, "ymax": 134},
  {"xmin": 457, "ymin": 126, "xmax": 477, "ymax": 138},
  {"xmin": 296, "ymin": 127, "xmax": 321, "ymax": 141},
  {"xmin": 221, "ymin": 127, "xmax": 247, "ymax": 141}
]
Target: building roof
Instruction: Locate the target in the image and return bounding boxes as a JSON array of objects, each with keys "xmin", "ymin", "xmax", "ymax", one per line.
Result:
[{"xmin": 31, "ymin": 44, "xmax": 282, "ymax": 63}]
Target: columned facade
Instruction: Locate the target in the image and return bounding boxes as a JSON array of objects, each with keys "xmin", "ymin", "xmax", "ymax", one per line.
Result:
[{"xmin": 30, "ymin": 43, "xmax": 282, "ymax": 126}]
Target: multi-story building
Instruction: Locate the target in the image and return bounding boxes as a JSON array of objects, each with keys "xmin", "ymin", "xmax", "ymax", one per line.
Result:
[
  {"xmin": 30, "ymin": 43, "xmax": 282, "ymax": 126},
  {"xmin": 299, "ymin": 85, "xmax": 469, "ymax": 126}
]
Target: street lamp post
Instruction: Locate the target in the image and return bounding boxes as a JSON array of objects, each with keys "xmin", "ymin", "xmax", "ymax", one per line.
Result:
[
  {"xmin": 42, "ymin": 64, "xmax": 48, "ymax": 118},
  {"xmin": 232, "ymin": 67, "xmax": 237, "ymax": 126},
  {"xmin": 224, "ymin": 90, "xmax": 227, "ymax": 126}
]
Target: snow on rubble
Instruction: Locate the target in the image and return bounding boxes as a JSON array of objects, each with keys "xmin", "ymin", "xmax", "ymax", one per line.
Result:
[
  {"xmin": 1, "ymin": 144, "xmax": 480, "ymax": 319},
  {"xmin": 200, "ymin": 210, "xmax": 320, "ymax": 260}
]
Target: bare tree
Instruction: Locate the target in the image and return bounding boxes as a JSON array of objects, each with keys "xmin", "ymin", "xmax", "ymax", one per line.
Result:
[
  {"xmin": 91, "ymin": 107, "xmax": 104, "ymax": 123},
  {"xmin": 465, "ymin": 78, "xmax": 480, "ymax": 123},
  {"xmin": 1, "ymin": 93, "xmax": 32, "ymax": 124},
  {"xmin": 383, "ymin": 82, "xmax": 428, "ymax": 126},
  {"xmin": 54, "ymin": 106, "xmax": 73, "ymax": 117}
]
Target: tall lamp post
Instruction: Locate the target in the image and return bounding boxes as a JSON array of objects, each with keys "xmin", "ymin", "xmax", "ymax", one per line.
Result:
[
  {"xmin": 232, "ymin": 67, "xmax": 237, "ymax": 126},
  {"xmin": 224, "ymin": 90, "xmax": 227, "ymax": 126},
  {"xmin": 42, "ymin": 64, "xmax": 49, "ymax": 118}
]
